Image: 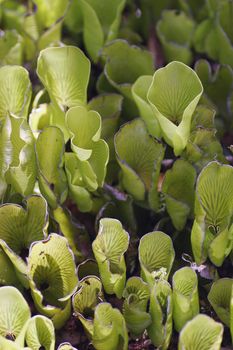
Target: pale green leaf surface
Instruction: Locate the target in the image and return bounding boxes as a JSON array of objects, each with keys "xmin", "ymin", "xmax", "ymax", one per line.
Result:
[
  {"xmin": 148, "ymin": 61, "xmax": 203, "ymax": 155},
  {"xmin": 25, "ymin": 315, "xmax": 55, "ymax": 350},
  {"xmin": 139, "ymin": 231, "xmax": 175, "ymax": 287},
  {"xmin": 0, "ymin": 286, "xmax": 31, "ymax": 339},
  {"xmin": 0, "ymin": 65, "xmax": 31, "ymax": 120},
  {"xmin": 172, "ymin": 267, "xmax": 199, "ymax": 332},
  {"xmin": 178, "ymin": 314, "xmax": 223, "ymax": 350},
  {"xmin": 37, "ymin": 46, "xmax": 90, "ymax": 110},
  {"xmin": 208, "ymin": 278, "xmax": 233, "ymax": 327},
  {"xmin": 0, "ymin": 195, "xmax": 47, "ymax": 255}
]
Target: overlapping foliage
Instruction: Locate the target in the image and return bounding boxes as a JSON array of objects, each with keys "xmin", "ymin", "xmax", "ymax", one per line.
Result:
[{"xmin": 0, "ymin": 0, "xmax": 232, "ymax": 349}]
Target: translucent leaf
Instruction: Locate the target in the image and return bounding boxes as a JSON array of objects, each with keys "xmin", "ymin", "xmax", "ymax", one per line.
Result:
[
  {"xmin": 148, "ymin": 61, "xmax": 203, "ymax": 155},
  {"xmin": 139, "ymin": 231, "xmax": 175, "ymax": 288},
  {"xmin": 178, "ymin": 314, "xmax": 223, "ymax": 350},
  {"xmin": 0, "ymin": 65, "xmax": 31, "ymax": 120},
  {"xmin": 122, "ymin": 277, "xmax": 151, "ymax": 336},
  {"xmin": 92, "ymin": 218, "xmax": 129, "ymax": 297},
  {"xmin": 0, "ymin": 286, "xmax": 30, "ymax": 340},
  {"xmin": 0, "ymin": 195, "xmax": 47, "ymax": 256},
  {"xmin": 162, "ymin": 159, "xmax": 196, "ymax": 230},
  {"xmin": 208, "ymin": 278, "xmax": 233, "ymax": 327},
  {"xmin": 28, "ymin": 234, "xmax": 78, "ymax": 328},
  {"xmin": 25, "ymin": 315, "xmax": 55, "ymax": 350},
  {"xmin": 172, "ymin": 267, "xmax": 199, "ymax": 332},
  {"xmin": 79, "ymin": 0, "xmax": 126, "ymax": 62},
  {"xmin": 102, "ymin": 40, "xmax": 154, "ymax": 100},
  {"xmin": 115, "ymin": 118, "xmax": 164, "ymax": 207},
  {"xmin": 37, "ymin": 46, "xmax": 90, "ymax": 111},
  {"xmin": 36, "ymin": 126, "xmax": 68, "ymax": 209},
  {"xmin": 191, "ymin": 161, "xmax": 233, "ymax": 265},
  {"xmin": 157, "ymin": 10, "xmax": 195, "ymax": 64},
  {"xmin": 33, "ymin": 0, "xmax": 69, "ymax": 28},
  {"xmin": 147, "ymin": 280, "xmax": 173, "ymax": 349},
  {"xmin": 92, "ymin": 302, "xmax": 128, "ymax": 350},
  {"xmin": 72, "ymin": 276, "xmax": 104, "ymax": 337},
  {"xmin": 132, "ymin": 75, "xmax": 161, "ymax": 139}
]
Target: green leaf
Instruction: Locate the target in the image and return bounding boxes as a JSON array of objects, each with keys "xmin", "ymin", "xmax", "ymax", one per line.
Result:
[
  {"xmin": 208, "ymin": 278, "xmax": 233, "ymax": 327},
  {"xmin": 79, "ymin": 0, "xmax": 126, "ymax": 62},
  {"xmin": 0, "ymin": 239, "xmax": 28, "ymax": 288},
  {"xmin": 0, "ymin": 195, "xmax": 47, "ymax": 256},
  {"xmin": 92, "ymin": 302, "xmax": 128, "ymax": 350},
  {"xmin": 178, "ymin": 314, "xmax": 223, "ymax": 350},
  {"xmin": 72, "ymin": 276, "xmax": 104, "ymax": 337},
  {"xmin": 139, "ymin": 231, "xmax": 175, "ymax": 288},
  {"xmin": 147, "ymin": 280, "xmax": 173, "ymax": 350},
  {"xmin": 172, "ymin": 267, "xmax": 199, "ymax": 332},
  {"xmin": 0, "ymin": 30, "xmax": 23, "ymax": 66},
  {"xmin": 66, "ymin": 106, "xmax": 109, "ymax": 188},
  {"xmin": 25, "ymin": 315, "xmax": 55, "ymax": 350},
  {"xmin": 156, "ymin": 10, "xmax": 195, "ymax": 64},
  {"xmin": 0, "ymin": 286, "xmax": 31, "ymax": 340},
  {"xmin": 37, "ymin": 46, "xmax": 90, "ymax": 111},
  {"xmin": 65, "ymin": 152, "xmax": 93, "ymax": 212},
  {"xmin": 36, "ymin": 126, "xmax": 68, "ymax": 209},
  {"xmin": 33, "ymin": 0, "xmax": 69, "ymax": 28},
  {"xmin": 0, "ymin": 114, "xmax": 37, "ymax": 198},
  {"xmin": 115, "ymin": 118, "xmax": 164, "ymax": 207},
  {"xmin": 53, "ymin": 206, "xmax": 83, "ymax": 262},
  {"xmin": 194, "ymin": 1, "xmax": 233, "ymax": 68},
  {"xmin": 28, "ymin": 234, "xmax": 78, "ymax": 328},
  {"xmin": 162, "ymin": 159, "xmax": 196, "ymax": 230},
  {"xmin": 0, "ymin": 65, "xmax": 31, "ymax": 120},
  {"xmin": 191, "ymin": 161, "xmax": 233, "ymax": 266},
  {"xmin": 122, "ymin": 277, "xmax": 151, "ymax": 336},
  {"xmin": 195, "ymin": 59, "xmax": 233, "ymax": 121},
  {"xmin": 92, "ymin": 218, "xmax": 129, "ymax": 297},
  {"xmin": 148, "ymin": 61, "xmax": 203, "ymax": 155},
  {"xmin": 102, "ymin": 40, "xmax": 154, "ymax": 100},
  {"xmin": 132, "ymin": 75, "xmax": 161, "ymax": 139}
]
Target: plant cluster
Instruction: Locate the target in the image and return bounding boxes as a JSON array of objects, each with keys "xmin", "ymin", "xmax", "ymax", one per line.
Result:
[{"xmin": 0, "ymin": 0, "xmax": 232, "ymax": 349}]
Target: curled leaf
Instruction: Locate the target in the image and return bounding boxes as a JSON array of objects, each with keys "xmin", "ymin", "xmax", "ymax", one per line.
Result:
[
  {"xmin": 92, "ymin": 218, "xmax": 129, "ymax": 297},
  {"xmin": 139, "ymin": 231, "xmax": 175, "ymax": 288}
]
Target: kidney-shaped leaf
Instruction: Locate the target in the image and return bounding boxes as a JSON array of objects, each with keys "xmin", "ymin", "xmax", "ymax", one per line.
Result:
[{"xmin": 37, "ymin": 46, "xmax": 90, "ymax": 111}]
